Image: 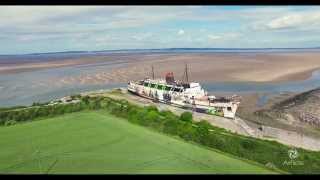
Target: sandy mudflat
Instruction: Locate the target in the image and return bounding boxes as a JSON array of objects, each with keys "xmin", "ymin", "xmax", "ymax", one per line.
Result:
[
  {"xmin": 0, "ymin": 56, "xmax": 108, "ymax": 74},
  {"xmin": 62, "ymin": 52, "xmax": 320, "ymax": 85},
  {"xmin": 2, "ymin": 52, "xmax": 320, "ymax": 85}
]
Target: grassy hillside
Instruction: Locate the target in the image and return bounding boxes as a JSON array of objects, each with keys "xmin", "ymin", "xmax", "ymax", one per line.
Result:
[{"xmin": 0, "ymin": 111, "xmax": 274, "ymax": 174}]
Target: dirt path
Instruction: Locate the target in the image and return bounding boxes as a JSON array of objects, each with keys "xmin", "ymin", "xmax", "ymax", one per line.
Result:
[{"xmin": 254, "ymin": 123, "xmax": 320, "ymax": 151}]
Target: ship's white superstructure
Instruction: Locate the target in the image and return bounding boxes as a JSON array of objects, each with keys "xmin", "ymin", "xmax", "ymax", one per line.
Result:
[{"xmin": 127, "ymin": 65, "xmax": 241, "ymax": 119}]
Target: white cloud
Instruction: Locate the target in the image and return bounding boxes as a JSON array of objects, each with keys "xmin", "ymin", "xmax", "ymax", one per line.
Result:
[
  {"xmin": 0, "ymin": 6, "xmax": 190, "ymax": 34},
  {"xmin": 260, "ymin": 10, "xmax": 320, "ymax": 31},
  {"xmin": 208, "ymin": 35, "xmax": 221, "ymax": 40},
  {"xmin": 208, "ymin": 33, "xmax": 240, "ymax": 41},
  {"xmin": 0, "ymin": 6, "xmax": 99, "ymax": 26},
  {"xmin": 132, "ymin": 33, "xmax": 153, "ymax": 41},
  {"xmin": 1, "ymin": 6, "xmax": 314, "ymax": 37},
  {"xmin": 178, "ymin": 29, "xmax": 185, "ymax": 35},
  {"xmin": 267, "ymin": 14, "xmax": 303, "ymax": 29},
  {"xmin": 1, "ymin": 6, "xmax": 320, "ymax": 54}
]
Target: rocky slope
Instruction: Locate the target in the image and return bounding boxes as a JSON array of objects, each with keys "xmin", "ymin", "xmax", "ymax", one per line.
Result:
[
  {"xmin": 248, "ymin": 88, "xmax": 320, "ymax": 139},
  {"xmin": 270, "ymin": 88, "xmax": 320, "ymax": 128}
]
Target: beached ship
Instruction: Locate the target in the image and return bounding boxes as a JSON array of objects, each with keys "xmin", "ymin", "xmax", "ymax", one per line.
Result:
[{"xmin": 127, "ymin": 64, "xmax": 241, "ymax": 119}]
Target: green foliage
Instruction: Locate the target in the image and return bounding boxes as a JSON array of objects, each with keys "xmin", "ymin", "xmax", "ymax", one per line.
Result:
[
  {"xmin": 70, "ymin": 94, "xmax": 81, "ymax": 100},
  {"xmin": 178, "ymin": 122, "xmax": 198, "ymax": 142},
  {"xmin": 206, "ymin": 133, "xmax": 227, "ymax": 150},
  {"xmin": 110, "ymin": 88, "xmax": 123, "ymax": 94},
  {"xmin": 241, "ymin": 139, "xmax": 256, "ymax": 150},
  {"xmin": 4, "ymin": 120, "xmax": 17, "ymax": 126},
  {"xmin": 1, "ymin": 94, "xmax": 320, "ymax": 174},
  {"xmin": 0, "ymin": 106, "xmax": 27, "ymax": 112},
  {"xmin": 195, "ymin": 121, "xmax": 211, "ymax": 144},
  {"xmin": 146, "ymin": 110, "xmax": 159, "ymax": 122},
  {"xmin": 0, "ymin": 111, "xmax": 273, "ymax": 174},
  {"xmin": 180, "ymin": 111, "xmax": 193, "ymax": 123},
  {"xmin": 32, "ymin": 102, "xmax": 49, "ymax": 106},
  {"xmin": 0, "ymin": 99, "xmax": 87, "ymax": 125},
  {"xmin": 146, "ymin": 105, "xmax": 158, "ymax": 112},
  {"xmin": 81, "ymin": 95, "xmax": 90, "ymax": 105},
  {"xmin": 163, "ymin": 118, "xmax": 180, "ymax": 135}
]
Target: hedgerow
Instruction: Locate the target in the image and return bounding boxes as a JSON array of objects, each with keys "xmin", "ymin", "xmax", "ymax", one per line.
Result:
[{"xmin": 1, "ymin": 95, "xmax": 320, "ymax": 174}]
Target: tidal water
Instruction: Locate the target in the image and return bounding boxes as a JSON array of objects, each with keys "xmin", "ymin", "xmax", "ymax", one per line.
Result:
[
  {"xmin": 1, "ymin": 51, "xmax": 320, "ymax": 107},
  {"xmin": 1, "ymin": 69, "xmax": 320, "ymax": 108},
  {"xmin": 203, "ymin": 70, "xmax": 320, "ymax": 93},
  {"xmin": 202, "ymin": 70, "xmax": 320, "ymax": 107},
  {"xmin": 0, "ymin": 62, "xmax": 128, "ymax": 107}
]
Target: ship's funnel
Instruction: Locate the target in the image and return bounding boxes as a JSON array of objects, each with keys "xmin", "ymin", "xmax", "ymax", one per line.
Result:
[{"xmin": 165, "ymin": 72, "xmax": 175, "ymax": 84}]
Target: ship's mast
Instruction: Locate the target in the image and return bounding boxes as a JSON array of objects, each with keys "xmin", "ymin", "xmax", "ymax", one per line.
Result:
[
  {"xmin": 151, "ymin": 65, "xmax": 155, "ymax": 79},
  {"xmin": 185, "ymin": 63, "xmax": 189, "ymax": 83},
  {"xmin": 181, "ymin": 63, "xmax": 190, "ymax": 83}
]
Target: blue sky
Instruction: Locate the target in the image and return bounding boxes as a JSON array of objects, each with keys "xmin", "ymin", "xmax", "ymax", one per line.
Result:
[{"xmin": 0, "ymin": 6, "xmax": 320, "ymax": 54}]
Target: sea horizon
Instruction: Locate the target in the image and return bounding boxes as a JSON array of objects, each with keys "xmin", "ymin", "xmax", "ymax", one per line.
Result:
[{"xmin": 1, "ymin": 47, "xmax": 320, "ymax": 56}]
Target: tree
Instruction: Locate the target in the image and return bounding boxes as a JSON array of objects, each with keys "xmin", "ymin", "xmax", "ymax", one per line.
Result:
[
  {"xmin": 178, "ymin": 123, "xmax": 197, "ymax": 141},
  {"xmin": 81, "ymin": 96, "xmax": 90, "ymax": 105},
  {"xmin": 240, "ymin": 139, "xmax": 256, "ymax": 150},
  {"xmin": 180, "ymin": 111, "xmax": 193, "ymax": 123},
  {"xmin": 145, "ymin": 110, "xmax": 159, "ymax": 122},
  {"xmin": 4, "ymin": 120, "xmax": 17, "ymax": 126},
  {"xmin": 194, "ymin": 120, "xmax": 212, "ymax": 144},
  {"xmin": 70, "ymin": 94, "xmax": 81, "ymax": 100},
  {"xmin": 163, "ymin": 119, "xmax": 180, "ymax": 135},
  {"xmin": 146, "ymin": 105, "xmax": 158, "ymax": 112}
]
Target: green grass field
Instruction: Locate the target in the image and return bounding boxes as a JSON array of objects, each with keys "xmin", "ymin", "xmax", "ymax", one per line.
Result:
[{"xmin": 0, "ymin": 110, "xmax": 275, "ymax": 174}]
